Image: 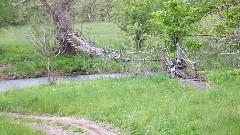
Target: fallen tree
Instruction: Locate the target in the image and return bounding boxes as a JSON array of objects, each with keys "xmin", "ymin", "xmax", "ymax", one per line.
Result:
[{"xmin": 39, "ymin": 0, "xmax": 158, "ymax": 61}]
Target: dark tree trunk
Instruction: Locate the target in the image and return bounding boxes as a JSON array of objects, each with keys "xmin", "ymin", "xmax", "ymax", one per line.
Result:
[
  {"xmin": 40, "ymin": 0, "xmax": 76, "ymax": 55},
  {"xmin": 135, "ymin": 33, "xmax": 142, "ymax": 49}
]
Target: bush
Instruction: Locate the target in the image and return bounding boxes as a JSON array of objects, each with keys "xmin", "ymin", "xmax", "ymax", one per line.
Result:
[{"xmin": 207, "ymin": 69, "xmax": 240, "ymax": 85}]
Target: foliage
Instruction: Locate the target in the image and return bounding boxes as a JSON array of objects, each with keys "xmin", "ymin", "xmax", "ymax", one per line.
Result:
[
  {"xmin": 113, "ymin": 0, "xmax": 161, "ymax": 48},
  {"xmin": 182, "ymin": 38, "xmax": 205, "ymax": 51},
  {"xmin": 97, "ymin": 0, "xmax": 117, "ymax": 21},
  {"xmin": 212, "ymin": 3, "xmax": 240, "ymax": 50},
  {"xmin": 0, "ymin": 0, "xmax": 19, "ymax": 26},
  {"xmin": 152, "ymin": 0, "xmax": 206, "ymax": 45},
  {"xmin": 207, "ymin": 68, "xmax": 240, "ymax": 85}
]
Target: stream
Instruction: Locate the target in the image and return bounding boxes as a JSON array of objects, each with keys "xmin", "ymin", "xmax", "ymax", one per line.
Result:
[{"xmin": 0, "ymin": 74, "xmax": 129, "ymax": 92}]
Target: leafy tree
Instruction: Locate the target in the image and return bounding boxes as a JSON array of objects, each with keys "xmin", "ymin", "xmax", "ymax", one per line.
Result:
[
  {"xmin": 212, "ymin": 2, "xmax": 240, "ymax": 50},
  {"xmin": 0, "ymin": 0, "xmax": 19, "ymax": 26},
  {"xmin": 151, "ymin": 0, "xmax": 227, "ymax": 49},
  {"xmin": 113, "ymin": 0, "xmax": 162, "ymax": 48},
  {"xmin": 152, "ymin": 0, "xmax": 205, "ymax": 47},
  {"xmin": 98, "ymin": 0, "xmax": 117, "ymax": 21}
]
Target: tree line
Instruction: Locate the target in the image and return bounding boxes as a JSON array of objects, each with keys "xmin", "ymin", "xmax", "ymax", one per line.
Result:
[{"xmin": 1, "ymin": 0, "xmax": 239, "ymax": 53}]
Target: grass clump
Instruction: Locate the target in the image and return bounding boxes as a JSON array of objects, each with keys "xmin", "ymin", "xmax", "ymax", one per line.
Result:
[
  {"xmin": 0, "ymin": 115, "xmax": 45, "ymax": 135},
  {"xmin": 0, "ymin": 71, "xmax": 239, "ymax": 134},
  {"xmin": 53, "ymin": 121, "xmax": 85, "ymax": 133}
]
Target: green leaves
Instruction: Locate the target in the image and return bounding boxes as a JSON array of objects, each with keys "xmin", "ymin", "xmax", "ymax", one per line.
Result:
[
  {"xmin": 152, "ymin": 0, "xmax": 201, "ymax": 42},
  {"xmin": 211, "ymin": 3, "xmax": 240, "ymax": 49},
  {"xmin": 219, "ymin": 4, "xmax": 240, "ymax": 28},
  {"xmin": 114, "ymin": 0, "xmax": 162, "ymax": 47}
]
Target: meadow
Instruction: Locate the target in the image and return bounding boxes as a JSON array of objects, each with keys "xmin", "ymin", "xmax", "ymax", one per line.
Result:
[{"xmin": 0, "ymin": 69, "xmax": 240, "ymax": 134}]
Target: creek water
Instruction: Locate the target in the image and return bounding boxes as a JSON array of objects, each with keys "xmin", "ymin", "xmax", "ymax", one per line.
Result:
[{"xmin": 0, "ymin": 74, "xmax": 129, "ymax": 92}]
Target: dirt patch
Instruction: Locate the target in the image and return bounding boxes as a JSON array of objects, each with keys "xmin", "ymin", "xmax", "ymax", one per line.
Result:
[
  {"xmin": 0, "ymin": 72, "xmax": 24, "ymax": 80},
  {"xmin": 0, "ymin": 112, "xmax": 121, "ymax": 135},
  {"xmin": 0, "ymin": 64, "xmax": 18, "ymax": 80},
  {"xmin": 180, "ymin": 78, "xmax": 211, "ymax": 89},
  {"xmin": 0, "ymin": 64, "xmax": 13, "ymax": 71},
  {"xmin": 30, "ymin": 123, "xmax": 80, "ymax": 135}
]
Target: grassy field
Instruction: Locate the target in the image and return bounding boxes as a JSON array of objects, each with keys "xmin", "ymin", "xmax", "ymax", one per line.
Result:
[
  {"xmin": 0, "ymin": 69, "xmax": 239, "ymax": 134},
  {"xmin": 75, "ymin": 21, "xmax": 127, "ymax": 46}
]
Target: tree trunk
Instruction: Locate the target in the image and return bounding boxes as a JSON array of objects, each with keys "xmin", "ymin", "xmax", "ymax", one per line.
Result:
[{"xmin": 40, "ymin": 0, "xmax": 76, "ymax": 55}]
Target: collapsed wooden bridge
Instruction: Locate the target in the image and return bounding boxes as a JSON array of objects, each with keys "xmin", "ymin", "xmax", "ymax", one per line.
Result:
[
  {"xmin": 161, "ymin": 43, "xmax": 205, "ymax": 80},
  {"xmin": 38, "ymin": 0, "xmax": 206, "ymax": 81},
  {"xmin": 58, "ymin": 32, "xmax": 205, "ymax": 81}
]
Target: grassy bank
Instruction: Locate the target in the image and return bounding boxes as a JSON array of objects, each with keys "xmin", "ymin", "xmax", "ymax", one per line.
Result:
[{"xmin": 0, "ymin": 70, "xmax": 239, "ymax": 134}]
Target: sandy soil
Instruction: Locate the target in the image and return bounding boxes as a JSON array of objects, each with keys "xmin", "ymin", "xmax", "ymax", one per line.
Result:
[{"xmin": 179, "ymin": 78, "xmax": 211, "ymax": 89}]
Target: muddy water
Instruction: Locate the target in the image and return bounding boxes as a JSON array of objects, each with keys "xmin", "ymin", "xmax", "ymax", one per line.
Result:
[{"xmin": 0, "ymin": 74, "xmax": 129, "ymax": 92}]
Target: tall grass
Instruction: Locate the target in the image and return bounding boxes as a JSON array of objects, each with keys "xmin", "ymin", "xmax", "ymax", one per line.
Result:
[{"xmin": 0, "ymin": 70, "xmax": 239, "ymax": 134}]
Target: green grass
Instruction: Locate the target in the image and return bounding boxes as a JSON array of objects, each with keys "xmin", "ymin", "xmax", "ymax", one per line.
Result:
[
  {"xmin": 76, "ymin": 21, "xmax": 126, "ymax": 46},
  {"xmin": 0, "ymin": 70, "xmax": 239, "ymax": 134},
  {"xmin": 0, "ymin": 115, "xmax": 45, "ymax": 135},
  {"xmin": 52, "ymin": 121, "xmax": 84, "ymax": 133},
  {"xmin": 0, "ymin": 27, "xmax": 46, "ymax": 77}
]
